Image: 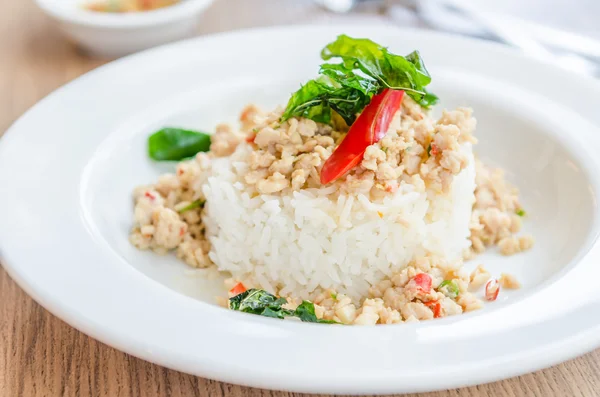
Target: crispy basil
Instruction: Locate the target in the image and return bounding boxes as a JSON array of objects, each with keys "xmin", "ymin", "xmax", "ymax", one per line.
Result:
[
  {"xmin": 282, "ymin": 34, "xmax": 438, "ymax": 126},
  {"xmin": 229, "ymin": 289, "xmax": 339, "ymax": 324}
]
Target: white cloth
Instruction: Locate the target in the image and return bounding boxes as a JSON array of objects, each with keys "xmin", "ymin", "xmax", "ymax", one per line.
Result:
[{"xmin": 198, "ymin": 0, "xmax": 600, "ymax": 40}]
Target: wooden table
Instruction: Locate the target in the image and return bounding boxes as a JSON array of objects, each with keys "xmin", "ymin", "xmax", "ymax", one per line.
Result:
[{"xmin": 1, "ymin": 1, "xmax": 599, "ymax": 396}]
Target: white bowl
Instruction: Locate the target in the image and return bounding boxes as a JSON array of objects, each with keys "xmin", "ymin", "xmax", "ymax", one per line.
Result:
[
  {"xmin": 1, "ymin": 25, "xmax": 600, "ymax": 394},
  {"xmin": 34, "ymin": 0, "xmax": 214, "ymax": 57}
]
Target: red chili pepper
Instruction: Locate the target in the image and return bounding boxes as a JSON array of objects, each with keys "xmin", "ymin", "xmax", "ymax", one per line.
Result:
[
  {"xmin": 384, "ymin": 184, "xmax": 398, "ymax": 193},
  {"xmin": 425, "ymin": 300, "xmax": 442, "ymax": 318},
  {"xmin": 229, "ymin": 282, "xmax": 246, "ymax": 296},
  {"xmin": 144, "ymin": 191, "xmax": 155, "ymax": 200},
  {"xmin": 485, "ymin": 279, "xmax": 500, "ymax": 301},
  {"xmin": 320, "ymin": 89, "xmax": 405, "ymax": 184},
  {"xmin": 412, "ymin": 273, "xmax": 432, "ymax": 293},
  {"xmin": 246, "ymin": 133, "xmax": 256, "ymax": 143}
]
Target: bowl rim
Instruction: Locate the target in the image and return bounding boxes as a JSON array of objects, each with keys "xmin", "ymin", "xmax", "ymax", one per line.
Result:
[{"xmin": 34, "ymin": 0, "xmax": 215, "ymax": 28}]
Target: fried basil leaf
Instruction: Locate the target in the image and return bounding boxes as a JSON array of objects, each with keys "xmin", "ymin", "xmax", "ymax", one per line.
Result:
[
  {"xmin": 228, "ymin": 289, "xmax": 339, "ymax": 324},
  {"xmin": 281, "ymin": 75, "xmax": 376, "ymax": 126},
  {"xmin": 229, "ymin": 289, "xmax": 289, "ymax": 314},
  {"xmin": 294, "ymin": 301, "xmax": 339, "ymax": 324},
  {"xmin": 281, "ymin": 35, "xmax": 438, "ymax": 126},
  {"xmin": 321, "ymin": 35, "xmax": 437, "ymax": 107}
]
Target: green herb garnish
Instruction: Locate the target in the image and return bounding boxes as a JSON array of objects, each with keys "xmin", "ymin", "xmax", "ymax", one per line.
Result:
[
  {"xmin": 148, "ymin": 128, "xmax": 211, "ymax": 161},
  {"xmin": 229, "ymin": 289, "xmax": 339, "ymax": 324},
  {"xmin": 177, "ymin": 200, "xmax": 205, "ymax": 214},
  {"xmin": 229, "ymin": 289, "xmax": 289, "ymax": 318},
  {"xmin": 516, "ymin": 209, "xmax": 526, "ymax": 217},
  {"xmin": 322, "ymin": 35, "xmax": 437, "ymax": 105},
  {"xmin": 330, "ymin": 292, "xmax": 338, "ymax": 300},
  {"xmin": 282, "ymin": 35, "xmax": 438, "ymax": 127},
  {"xmin": 281, "ymin": 69, "xmax": 378, "ymax": 126},
  {"xmin": 438, "ymin": 280, "xmax": 460, "ymax": 299},
  {"xmin": 294, "ymin": 301, "xmax": 338, "ymax": 324}
]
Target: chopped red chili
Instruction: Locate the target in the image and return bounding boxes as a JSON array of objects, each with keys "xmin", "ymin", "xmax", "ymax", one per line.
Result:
[
  {"xmin": 485, "ymin": 279, "xmax": 500, "ymax": 301},
  {"xmin": 320, "ymin": 89, "xmax": 405, "ymax": 184},
  {"xmin": 412, "ymin": 273, "xmax": 432, "ymax": 294}
]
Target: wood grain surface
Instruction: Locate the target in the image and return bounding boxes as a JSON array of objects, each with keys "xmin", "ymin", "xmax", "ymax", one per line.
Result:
[{"xmin": 1, "ymin": 1, "xmax": 599, "ymax": 396}]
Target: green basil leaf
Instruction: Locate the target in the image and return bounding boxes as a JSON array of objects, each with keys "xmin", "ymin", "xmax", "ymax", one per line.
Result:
[
  {"xmin": 317, "ymin": 318, "xmax": 340, "ymax": 324},
  {"xmin": 261, "ymin": 307, "xmax": 288, "ymax": 319},
  {"xmin": 228, "ymin": 290, "xmax": 251, "ymax": 311},
  {"xmin": 148, "ymin": 128, "xmax": 211, "ymax": 161},
  {"xmin": 329, "ymin": 89, "xmax": 375, "ymax": 126},
  {"xmin": 294, "ymin": 301, "xmax": 340, "ymax": 324},
  {"xmin": 321, "ymin": 35, "xmax": 436, "ymax": 107},
  {"xmin": 294, "ymin": 301, "xmax": 319, "ymax": 322},
  {"xmin": 237, "ymin": 289, "xmax": 286, "ymax": 313},
  {"xmin": 418, "ymin": 90, "xmax": 439, "ymax": 108},
  {"xmin": 281, "ymin": 35, "xmax": 437, "ymax": 127},
  {"xmin": 319, "ymin": 63, "xmax": 378, "ymax": 96},
  {"xmin": 282, "ymin": 76, "xmax": 375, "ymax": 126},
  {"xmin": 282, "ymin": 80, "xmax": 333, "ymax": 124},
  {"xmin": 404, "ymin": 50, "xmax": 432, "ymax": 87},
  {"xmin": 228, "ymin": 289, "xmax": 339, "ymax": 324}
]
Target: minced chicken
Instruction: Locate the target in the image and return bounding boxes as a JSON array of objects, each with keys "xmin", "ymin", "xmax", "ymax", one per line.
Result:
[
  {"xmin": 129, "ymin": 97, "xmax": 529, "ymax": 325},
  {"xmin": 465, "ymin": 159, "xmax": 534, "ymax": 258}
]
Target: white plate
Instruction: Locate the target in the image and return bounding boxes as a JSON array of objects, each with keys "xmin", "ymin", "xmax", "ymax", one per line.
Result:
[{"xmin": 1, "ymin": 25, "xmax": 600, "ymax": 395}]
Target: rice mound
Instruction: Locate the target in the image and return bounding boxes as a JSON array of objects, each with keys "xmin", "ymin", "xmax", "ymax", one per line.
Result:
[
  {"xmin": 130, "ymin": 96, "xmax": 480, "ymax": 303},
  {"xmin": 203, "ymin": 143, "xmax": 475, "ymax": 300}
]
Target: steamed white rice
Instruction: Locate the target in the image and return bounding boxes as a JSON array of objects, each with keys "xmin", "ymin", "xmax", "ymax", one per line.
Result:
[{"xmin": 202, "ymin": 143, "xmax": 476, "ymax": 300}]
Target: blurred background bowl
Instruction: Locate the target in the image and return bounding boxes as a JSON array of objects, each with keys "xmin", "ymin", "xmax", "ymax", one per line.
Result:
[{"xmin": 34, "ymin": 0, "xmax": 214, "ymax": 57}]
